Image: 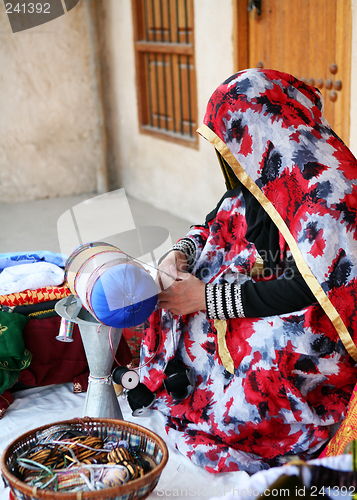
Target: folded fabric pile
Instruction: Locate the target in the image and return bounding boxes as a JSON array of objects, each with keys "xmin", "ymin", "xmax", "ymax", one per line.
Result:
[{"xmin": 0, "ymin": 251, "xmax": 132, "ymax": 418}]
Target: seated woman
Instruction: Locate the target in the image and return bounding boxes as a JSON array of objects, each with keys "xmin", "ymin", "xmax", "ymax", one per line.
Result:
[{"xmin": 139, "ymin": 68, "xmax": 357, "ymax": 474}]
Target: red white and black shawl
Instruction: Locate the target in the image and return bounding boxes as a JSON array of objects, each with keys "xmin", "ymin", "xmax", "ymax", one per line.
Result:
[{"xmin": 140, "ymin": 69, "xmax": 357, "ymax": 473}]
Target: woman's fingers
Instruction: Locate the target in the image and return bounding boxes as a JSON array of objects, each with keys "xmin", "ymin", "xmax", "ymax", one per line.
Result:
[
  {"xmin": 156, "ymin": 257, "xmax": 176, "ymax": 291},
  {"xmin": 156, "ymin": 250, "xmax": 188, "ymax": 291},
  {"xmin": 158, "ymin": 274, "xmax": 206, "ymax": 315}
]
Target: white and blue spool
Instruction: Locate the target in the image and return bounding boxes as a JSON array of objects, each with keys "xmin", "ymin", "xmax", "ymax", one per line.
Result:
[
  {"xmin": 57, "ymin": 242, "xmax": 159, "ymax": 419},
  {"xmin": 65, "ymin": 242, "xmax": 158, "ymax": 329}
]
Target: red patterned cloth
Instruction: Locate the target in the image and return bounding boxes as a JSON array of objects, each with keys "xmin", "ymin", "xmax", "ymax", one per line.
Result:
[
  {"xmin": 140, "ymin": 69, "xmax": 357, "ymax": 474},
  {"xmin": 0, "ymin": 285, "xmax": 71, "ymax": 306},
  {"xmin": 122, "ymin": 326, "xmax": 145, "ymax": 367}
]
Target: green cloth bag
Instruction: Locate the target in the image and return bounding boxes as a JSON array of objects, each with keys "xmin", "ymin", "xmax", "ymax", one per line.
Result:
[{"xmin": 0, "ymin": 311, "xmax": 32, "ymax": 394}]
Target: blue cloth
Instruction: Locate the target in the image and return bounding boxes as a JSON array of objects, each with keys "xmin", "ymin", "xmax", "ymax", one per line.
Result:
[{"xmin": 0, "ymin": 252, "xmax": 67, "ymax": 272}]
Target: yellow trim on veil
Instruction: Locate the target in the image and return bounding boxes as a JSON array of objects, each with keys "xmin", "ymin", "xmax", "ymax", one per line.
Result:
[{"xmin": 197, "ymin": 123, "xmax": 357, "ymax": 362}]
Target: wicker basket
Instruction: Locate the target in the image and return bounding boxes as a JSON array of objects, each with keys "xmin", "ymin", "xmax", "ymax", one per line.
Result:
[{"xmin": 1, "ymin": 418, "xmax": 168, "ymax": 500}]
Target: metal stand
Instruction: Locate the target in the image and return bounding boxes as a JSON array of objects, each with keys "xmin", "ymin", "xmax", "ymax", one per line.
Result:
[{"xmin": 55, "ymin": 295, "xmax": 123, "ymax": 420}]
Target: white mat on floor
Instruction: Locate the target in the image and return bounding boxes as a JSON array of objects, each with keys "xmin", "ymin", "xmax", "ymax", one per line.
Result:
[{"xmin": 0, "ymin": 384, "xmax": 353, "ymax": 500}]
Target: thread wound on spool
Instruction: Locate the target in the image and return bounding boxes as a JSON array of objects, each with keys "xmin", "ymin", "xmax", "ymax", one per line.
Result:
[
  {"xmin": 65, "ymin": 242, "xmax": 158, "ymax": 329},
  {"xmin": 91, "ymin": 264, "xmax": 158, "ymax": 328},
  {"xmin": 164, "ymin": 359, "xmax": 188, "ymax": 377},
  {"xmin": 163, "ymin": 372, "xmax": 191, "ymax": 400},
  {"xmin": 127, "ymin": 383, "xmax": 155, "ymax": 416},
  {"xmin": 112, "ymin": 366, "xmax": 139, "ymax": 390},
  {"xmin": 56, "ymin": 317, "xmax": 74, "ymax": 343}
]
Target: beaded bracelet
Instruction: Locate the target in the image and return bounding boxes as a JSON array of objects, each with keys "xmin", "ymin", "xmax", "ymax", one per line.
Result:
[
  {"xmin": 205, "ymin": 283, "xmax": 245, "ymax": 320},
  {"xmin": 158, "ymin": 238, "xmax": 196, "ymax": 268},
  {"xmin": 233, "ymin": 284, "xmax": 245, "ymax": 318},
  {"xmin": 172, "ymin": 238, "xmax": 196, "ymax": 268},
  {"xmin": 205, "ymin": 283, "xmax": 216, "ymax": 319},
  {"xmin": 214, "ymin": 284, "xmax": 225, "ymax": 320},
  {"xmin": 225, "ymin": 283, "xmax": 236, "ymax": 319}
]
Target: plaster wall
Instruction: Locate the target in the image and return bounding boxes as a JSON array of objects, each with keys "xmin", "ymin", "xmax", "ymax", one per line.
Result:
[
  {"xmin": 0, "ymin": 1, "xmax": 104, "ymax": 203},
  {"xmin": 106, "ymin": 0, "xmax": 234, "ymax": 225}
]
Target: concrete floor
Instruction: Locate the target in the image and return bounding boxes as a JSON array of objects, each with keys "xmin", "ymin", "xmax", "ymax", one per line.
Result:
[{"xmin": 0, "ymin": 192, "xmax": 191, "ymax": 256}]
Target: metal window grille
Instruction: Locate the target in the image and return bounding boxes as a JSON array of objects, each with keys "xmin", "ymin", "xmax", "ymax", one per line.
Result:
[{"xmin": 133, "ymin": 0, "xmax": 197, "ymax": 145}]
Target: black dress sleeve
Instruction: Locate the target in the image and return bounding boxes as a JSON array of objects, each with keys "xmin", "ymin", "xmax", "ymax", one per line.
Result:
[
  {"xmin": 241, "ymin": 263, "xmax": 317, "ymax": 317},
  {"xmin": 240, "ymin": 184, "xmax": 317, "ymax": 317},
  {"xmin": 205, "ymin": 185, "xmax": 318, "ymax": 320},
  {"xmin": 203, "ymin": 185, "xmax": 318, "ymax": 320},
  {"xmin": 205, "ymin": 263, "xmax": 317, "ymax": 320}
]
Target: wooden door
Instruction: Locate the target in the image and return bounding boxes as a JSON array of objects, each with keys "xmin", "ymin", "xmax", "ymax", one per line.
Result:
[{"xmin": 234, "ymin": 0, "xmax": 352, "ymax": 145}]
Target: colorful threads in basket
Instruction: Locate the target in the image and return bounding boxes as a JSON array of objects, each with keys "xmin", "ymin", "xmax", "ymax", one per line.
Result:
[{"xmin": 13, "ymin": 425, "xmax": 153, "ymax": 493}]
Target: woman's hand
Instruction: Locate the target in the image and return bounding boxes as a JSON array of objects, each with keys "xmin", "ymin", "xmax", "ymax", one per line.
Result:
[
  {"xmin": 158, "ymin": 270, "xmax": 206, "ymax": 315},
  {"xmin": 156, "ymin": 250, "xmax": 188, "ymax": 291}
]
